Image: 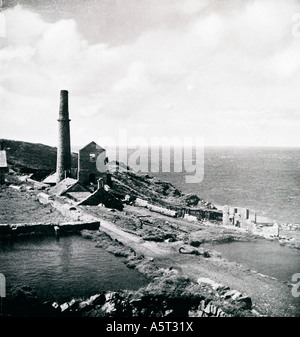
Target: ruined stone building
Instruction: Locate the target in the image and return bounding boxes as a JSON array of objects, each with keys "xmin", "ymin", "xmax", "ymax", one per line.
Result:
[
  {"xmin": 223, "ymin": 205, "xmax": 250, "ymax": 227},
  {"xmin": 77, "ymin": 141, "xmax": 107, "ymax": 185}
]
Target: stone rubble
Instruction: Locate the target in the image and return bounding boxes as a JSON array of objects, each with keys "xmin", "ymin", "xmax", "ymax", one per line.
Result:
[{"xmin": 49, "ymin": 274, "xmax": 256, "ymax": 318}]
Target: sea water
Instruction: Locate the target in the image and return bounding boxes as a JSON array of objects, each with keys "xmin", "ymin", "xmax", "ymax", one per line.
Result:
[{"xmin": 141, "ymin": 146, "xmax": 300, "ymax": 224}]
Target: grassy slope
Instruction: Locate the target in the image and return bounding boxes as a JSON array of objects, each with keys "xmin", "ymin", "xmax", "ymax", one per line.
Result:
[{"xmin": 0, "ymin": 139, "xmax": 77, "ymax": 172}]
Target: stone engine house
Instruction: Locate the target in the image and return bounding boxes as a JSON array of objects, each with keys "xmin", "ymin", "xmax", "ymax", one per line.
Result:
[{"xmin": 77, "ymin": 141, "xmax": 107, "ymax": 185}]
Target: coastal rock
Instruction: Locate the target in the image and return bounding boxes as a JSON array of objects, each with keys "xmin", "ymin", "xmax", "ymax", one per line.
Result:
[
  {"xmin": 237, "ymin": 296, "xmax": 252, "ymax": 310},
  {"xmin": 101, "ymin": 300, "xmax": 117, "ymax": 315},
  {"xmin": 198, "ymin": 248, "xmax": 211, "ymax": 258},
  {"xmin": 180, "ymin": 194, "xmax": 201, "ymax": 207},
  {"xmin": 184, "ymin": 214, "xmax": 198, "ymax": 222},
  {"xmin": 204, "ymin": 303, "xmax": 211, "ymax": 314},
  {"xmin": 223, "ymin": 289, "xmax": 241, "ymax": 300},
  {"xmin": 216, "ymin": 307, "xmax": 223, "ymax": 317},
  {"xmin": 210, "ymin": 304, "xmax": 217, "ymax": 315},
  {"xmin": 231, "ymin": 291, "xmax": 242, "ymax": 301},
  {"xmin": 188, "ymin": 309, "xmax": 205, "ymax": 317},
  {"xmin": 77, "ymin": 294, "xmax": 106, "ymax": 312},
  {"xmin": 197, "ymin": 277, "xmax": 225, "ymax": 291},
  {"xmin": 60, "ymin": 302, "xmax": 69, "ymax": 312},
  {"xmin": 97, "ymin": 291, "xmax": 131, "ymax": 316},
  {"xmin": 199, "ymin": 299, "xmax": 206, "ymax": 311},
  {"xmin": 78, "ymin": 300, "xmax": 91, "ymax": 311},
  {"xmin": 164, "ymin": 309, "xmax": 174, "ymax": 317}
]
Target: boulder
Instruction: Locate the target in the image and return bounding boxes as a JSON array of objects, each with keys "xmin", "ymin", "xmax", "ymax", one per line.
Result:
[
  {"xmin": 101, "ymin": 300, "xmax": 117, "ymax": 315},
  {"xmin": 223, "ymin": 289, "xmax": 241, "ymax": 299},
  {"xmin": 231, "ymin": 291, "xmax": 242, "ymax": 301},
  {"xmin": 199, "ymin": 299, "xmax": 206, "ymax": 311},
  {"xmin": 89, "ymin": 293, "xmax": 106, "ymax": 306},
  {"xmin": 237, "ymin": 296, "xmax": 252, "ymax": 310},
  {"xmin": 197, "ymin": 277, "xmax": 225, "ymax": 291},
  {"xmin": 67, "ymin": 298, "xmax": 79, "ymax": 310},
  {"xmin": 78, "ymin": 299, "xmax": 92, "ymax": 312},
  {"xmin": 188, "ymin": 310, "xmax": 204, "ymax": 317},
  {"xmin": 60, "ymin": 302, "xmax": 69, "ymax": 312},
  {"xmin": 164, "ymin": 309, "xmax": 174, "ymax": 317},
  {"xmin": 198, "ymin": 248, "xmax": 211, "ymax": 258},
  {"xmin": 184, "ymin": 214, "xmax": 198, "ymax": 222},
  {"xmin": 181, "ymin": 194, "xmax": 201, "ymax": 207},
  {"xmin": 38, "ymin": 192, "xmax": 54, "ymax": 205},
  {"xmin": 210, "ymin": 304, "xmax": 217, "ymax": 315},
  {"xmin": 216, "ymin": 308, "xmax": 223, "ymax": 317},
  {"xmin": 204, "ymin": 303, "xmax": 211, "ymax": 314}
]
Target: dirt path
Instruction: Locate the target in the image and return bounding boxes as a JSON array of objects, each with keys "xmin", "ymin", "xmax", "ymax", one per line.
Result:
[{"xmin": 95, "ymin": 217, "xmax": 177, "ymax": 257}]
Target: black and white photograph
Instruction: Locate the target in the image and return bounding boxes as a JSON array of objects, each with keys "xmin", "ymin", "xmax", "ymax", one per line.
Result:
[{"xmin": 0, "ymin": 0, "xmax": 299, "ymax": 324}]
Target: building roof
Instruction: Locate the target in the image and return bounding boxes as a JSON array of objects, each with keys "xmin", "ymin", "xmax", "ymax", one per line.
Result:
[
  {"xmin": 65, "ymin": 191, "xmax": 92, "ymax": 202},
  {"xmin": 79, "ymin": 141, "xmax": 106, "ymax": 152},
  {"xmin": 49, "ymin": 178, "xmax": 91, "ymax": 196},
  {"xmin": 43, "ymin": 172, "xmax": 57, "ymax": 184}
]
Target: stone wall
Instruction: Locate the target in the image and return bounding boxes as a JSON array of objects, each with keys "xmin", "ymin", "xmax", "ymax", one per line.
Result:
[
  {"xmin": 135, "ymin": 198, "xmax": 222, "ymax": 221},
  {"xmin": 0, "ymin": 221, "xmax": 100, "ymax": 239},
  {"xmin": 223, "ymin": 205, "xmax": 250, "ymax": 227},
  {"xmin": 134, "ymin": 198, "xmax": 178, "ymax": 217},
  {"xmin": 253, "ymin": 223, "xmax": 279, "ymax": 238},
  {"xmin": 223, "ymin": 205, "xmax": 281, "ymax": 238}
]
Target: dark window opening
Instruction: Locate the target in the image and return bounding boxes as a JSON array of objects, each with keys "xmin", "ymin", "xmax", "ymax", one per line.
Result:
[{"xmin": 89, "ymin": 173, "xmax": 96, "ymax": 184}]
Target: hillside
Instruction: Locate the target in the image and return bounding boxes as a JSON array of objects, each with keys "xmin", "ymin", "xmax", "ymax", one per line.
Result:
[
  {"xmin": 0, "ymin": 139, "xmax": 213, "ymax": 210},
  {"xmin": 107, "ymin": 162, "xmax": 211, "ymax": 210},
  {"xmin": 0, "ymin": 139, "xmax": 77, "ymax": 173}
]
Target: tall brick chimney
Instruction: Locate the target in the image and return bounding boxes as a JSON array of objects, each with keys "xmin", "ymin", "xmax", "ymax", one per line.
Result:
[{"xmin": 56, "ymin": 90, "xmax": 71, "ymax": 183}]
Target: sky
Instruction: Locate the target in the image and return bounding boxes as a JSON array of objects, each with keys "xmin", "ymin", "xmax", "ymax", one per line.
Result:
[{"xmin": 0, "ymin": 0, "xmax": 300, "ymax": 148}]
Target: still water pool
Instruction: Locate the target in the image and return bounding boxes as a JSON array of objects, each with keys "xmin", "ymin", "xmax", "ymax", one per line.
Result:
[
  {"xmin": 205, "ymin": 239, "xmax": 300, "ymax": 283},
  {"xmin": 0, "ymin": 234, "xmax": 148, "ymax": 303}
]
